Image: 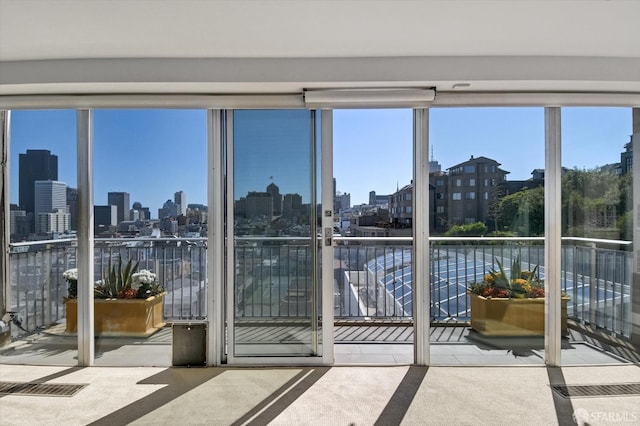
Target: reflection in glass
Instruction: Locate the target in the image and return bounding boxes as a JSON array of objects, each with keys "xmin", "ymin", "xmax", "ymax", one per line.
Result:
[
  {"xmin": 232, "ymin": 110, "xmax": 320, "ymax": 357},
  {"xmin": 561, "ymin": 108, "xmax": 634, "ymax": 365}
]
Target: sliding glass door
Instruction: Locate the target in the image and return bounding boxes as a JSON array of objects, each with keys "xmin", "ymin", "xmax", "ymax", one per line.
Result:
[{"xmin": 227, "ymin": 110, "xmax": 323, "ymax": 361}]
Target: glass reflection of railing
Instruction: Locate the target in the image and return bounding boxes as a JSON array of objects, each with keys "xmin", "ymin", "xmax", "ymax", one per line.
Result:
[
  {"xmin": 561, "ymin": 237, "xmax": 632, "ymax": 337},
  {"xmin": 234, "ymin": 236, "xmax": 315, "ymax": 319},
  {"xmin": 7, "ymin": 235, "xmax": 633, "ymax": 338}
]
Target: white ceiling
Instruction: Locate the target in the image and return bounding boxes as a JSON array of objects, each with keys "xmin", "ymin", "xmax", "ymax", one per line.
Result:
[
  {"xmin": 1, "ymin": 0, "xmax": 639, "ymax": 96},
  {"xmin": 2, "ymin": 0, "xmax": 640, "ymax": 60}
]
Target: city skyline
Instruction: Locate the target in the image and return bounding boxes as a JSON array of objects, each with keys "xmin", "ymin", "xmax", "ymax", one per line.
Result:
[
  {"xmin": 9, "ymin": 108, "xmax": 633, "ymax": 209},
  {"xmin": 335, "ymin": 108, "xmax": 633, "ymax": 205}
]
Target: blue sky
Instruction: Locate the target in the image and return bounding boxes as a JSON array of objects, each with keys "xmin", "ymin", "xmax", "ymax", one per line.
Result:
[
  {"xmin": 9, "ymin": 107, "xmax": 633, "ymax": 213},
  {"xmin": 336, "ymin": 107, "xmax": 632, "ymax": 204},
  {"xmin": 233, "ymin": 110, "xmax": 313, "ymax": 202},
  {"xmin": 10, "ymin": 109, "xmax": 207, "ymax": 215}
]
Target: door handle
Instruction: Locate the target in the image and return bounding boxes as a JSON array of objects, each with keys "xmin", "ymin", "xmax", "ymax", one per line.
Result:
[{"xmin": 324, "ymin": 227, "xmax": 332, "ymax": 246}]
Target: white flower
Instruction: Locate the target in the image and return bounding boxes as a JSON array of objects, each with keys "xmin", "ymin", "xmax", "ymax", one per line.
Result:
[
  {"xmin": 63, "ymin": 268, "xmax": 78, "ymax": 282},
  {"xmin": 132, "ymin": 269, "xmax": 157, "ymax": 286}
]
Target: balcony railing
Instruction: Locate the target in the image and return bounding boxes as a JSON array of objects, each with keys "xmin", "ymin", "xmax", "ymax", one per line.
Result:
[
  {"xmin": 8, "ymin": 237, "xmax": 208, "ymax": 332},
  {"xmin": 6, "ymin": 236, "xmax": 633, "ymax": 338}
]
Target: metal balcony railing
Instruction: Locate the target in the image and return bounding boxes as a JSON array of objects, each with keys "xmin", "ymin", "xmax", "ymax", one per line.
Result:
[
  {"xmin": 6, "ymin": 236, "xmax": 633, "ymax": 338},
  {"xmin": 8, "ymin": 237, "xmax": 208, "ymax": 331}
]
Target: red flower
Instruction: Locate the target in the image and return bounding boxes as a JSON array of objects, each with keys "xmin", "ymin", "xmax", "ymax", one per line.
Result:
[
  {"xmin": 528, "ymin": 287, "xmax": 545, "ymax": 298},
  {"xmin": 117, "ymin": 288, "xmax": 138, "ymax": 299}
]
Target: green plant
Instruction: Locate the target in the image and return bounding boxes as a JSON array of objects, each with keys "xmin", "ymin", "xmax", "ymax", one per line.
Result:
[
  {"xmin": 65, "ymin": 258, "xmax": 164, "ymax": 300},
  {"xmin": 95, "ymin": 256, "xmax": 140, "ymax": 299},
  {"xmin": 444, "ymin": 222, "xmax": 488, "ymax": 237},
  {"xmin": 469, "ymin": 256, "xmax": 544, "ymax": 298}
]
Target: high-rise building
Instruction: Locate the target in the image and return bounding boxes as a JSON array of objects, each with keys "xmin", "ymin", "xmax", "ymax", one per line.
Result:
[
  {"xmin": 131, "ymin": 201, "xmax": 150, "ymax": 220},
  {"xmin": 9, "ymin": 204, "xmax": 28, "ymax": 237},
  {"xmin": 66, "ymin": 187, "xmax": 78, "ymax": 230},
  {"xmin": 19, "ymin": 149, "xmax": 58, "ymax": 229},
  {"xmin": 174, "ymin": 191, "xmax": 186, "ymax": 216},
  {"xmin": 245, "ymin": 192, "xmax": 273, "ymax": 218},
  {"xmin": 159, "ymin": 199, "xmax": 177, "ymax": 219},
  {"xmin": 34, "ymin": 180, "xmax": 67, "ymax": 233},
  {"xmin": 332, "ymin": 179, "xmax": 354, "ymax": 213},
  {"xmin": 266, "ymin": 183, "xmax": 282, "ymax": 215},
  {"xmin": 340, "ymin": 193, "xmax": 351, "ymax": 211},
  {"xmin": 107, "ymin": 192, "xmax": 130, "ymax": 224},
  {"xmin": 94, "ymin": 205, "xmax": 118, "ymax": 235},
  {"xmin": 37, "ymin": 209, "xmax": 71, "ymax": 234},
  {"xmin": 140, "ymin": 207, "xmax": 151, "ymax": 220},
  {"xmin": 282, "ymin": 193, "xmax": 302, "ymax": 217},
  {"xmin": 429, "ymin": 159, "xmax": 442, "ymax": 173}
]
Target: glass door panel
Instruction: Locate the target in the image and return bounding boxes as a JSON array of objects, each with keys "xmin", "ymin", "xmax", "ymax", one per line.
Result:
[
  {"xmin": 560, "ymin": 107, "xmax": 634, "ymax": 365},
  {"xmin": 2, "ymin": 110, "xmax": 78, "ymax": 366},
  {"xmin": 229, "ymin": 110, "xmax": 321, "ymax": 358}
]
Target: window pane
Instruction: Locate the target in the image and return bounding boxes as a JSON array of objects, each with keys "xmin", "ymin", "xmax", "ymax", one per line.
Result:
[
  {"xmin": 92, "ymin": 109, "xmax": 207, "ymax": 366},
  {"xmin": 430, "ymin": 107, "xmax": 545, "ymax": 365},
  {"xmin": 561, "ymin": 107, "xmax": 634, "ymax": 365},
  {"xmin": 4, "ymin": 110, "xmax": 78, "ymax": 365}
]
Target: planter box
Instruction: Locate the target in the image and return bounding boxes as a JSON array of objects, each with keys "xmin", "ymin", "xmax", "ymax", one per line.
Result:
[
  {"xmin": 469, "ymin": 293, "xmax": 568, "ymax": 336},
  {"xmin": 65, "ymin": 293, "xmax": 166, "ymax": 337}
]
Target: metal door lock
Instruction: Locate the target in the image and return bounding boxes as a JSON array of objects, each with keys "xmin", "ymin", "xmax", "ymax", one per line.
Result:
[{"xmin": 324, "ymin": 227, "xmax": 332, "ymax": 246}]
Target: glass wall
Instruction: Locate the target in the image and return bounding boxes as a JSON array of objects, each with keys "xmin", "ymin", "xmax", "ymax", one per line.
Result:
[
  {"xmin": 92, "ymin": 109, "xmax": 207, "ymax": 366},
  {"xmin": 1, "ymin": 110, "xmax": 78, "ymax": 365},
  {"xmin": 560, "ymin": 107, "xmax": 634, "ymax": 365},
  {"xmin": 429, "ymin": 107, "xmax": 546, "ymax": 365},
  {"xmin": 3, "ymin": 104, "xmax": 637, "ymax": 368}
]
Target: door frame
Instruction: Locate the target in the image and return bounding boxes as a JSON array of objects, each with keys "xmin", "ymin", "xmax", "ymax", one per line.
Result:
[{"xmin": 223, "ymin": 109, "xmax": 334, "ymax": 365}]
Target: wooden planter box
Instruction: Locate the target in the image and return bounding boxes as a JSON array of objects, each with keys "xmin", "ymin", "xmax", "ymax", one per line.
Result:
[
  {"xmin": 469, "ymin": 293, "xmax": 569, "ymax": 336},
  {"xmin": 65, "ymin": 293, "xmax": 166, "ymax": 337}
]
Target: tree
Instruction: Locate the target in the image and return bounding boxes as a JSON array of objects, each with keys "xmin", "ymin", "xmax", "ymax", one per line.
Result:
[
  {"xmin": 561, "ymin": 168, "xmax": 625, "ymax": 239},
  {"xmin": 495, "ymin": 186, "xmax": 545, "ymax": 236},
  {"xmin": 491, "ymin": 168, "xmax": 630, "ymax": 239},
  {"xmin": 444, "ymin": 222, "xmax": 487, "ymax": 237}
]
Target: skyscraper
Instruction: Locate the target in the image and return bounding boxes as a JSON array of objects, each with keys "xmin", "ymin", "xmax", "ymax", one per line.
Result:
[
  {"xmin": 158, "ymin": 199, "xmax": 177, "ymax": 219},
  {"xmin": 19, "ymin": 149, "xmax": 58, "ymax": 229},
  {"xmin": 174, "ymin": 191, "xmax": 186, "ymax": 216},
  {"xmin": 94, "ymin": 205, "xmax": 118, "ymax": 234},
  {"xmin": 66, "ymin": 187, "xmax": 78, "ymax": 230},
  {"xmin": 107, "ymin": 192, "xmax": 130, "ymax": 225},
  {"xmin": 34, "ymin": 180, "xmax": 68, "ymax": 233},
  {"xmin": 266, "ymin": 183, "xmax": 282, "ymax": 215}
]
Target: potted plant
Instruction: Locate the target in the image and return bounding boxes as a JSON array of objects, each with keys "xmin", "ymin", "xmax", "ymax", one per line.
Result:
[
  {"xmin": 467, "ymin": 256, "xmax": 569, "ymax": 336},
  {"xmin": 64, "ymin": 256, "xmax": 165, "ymax": 337}
]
